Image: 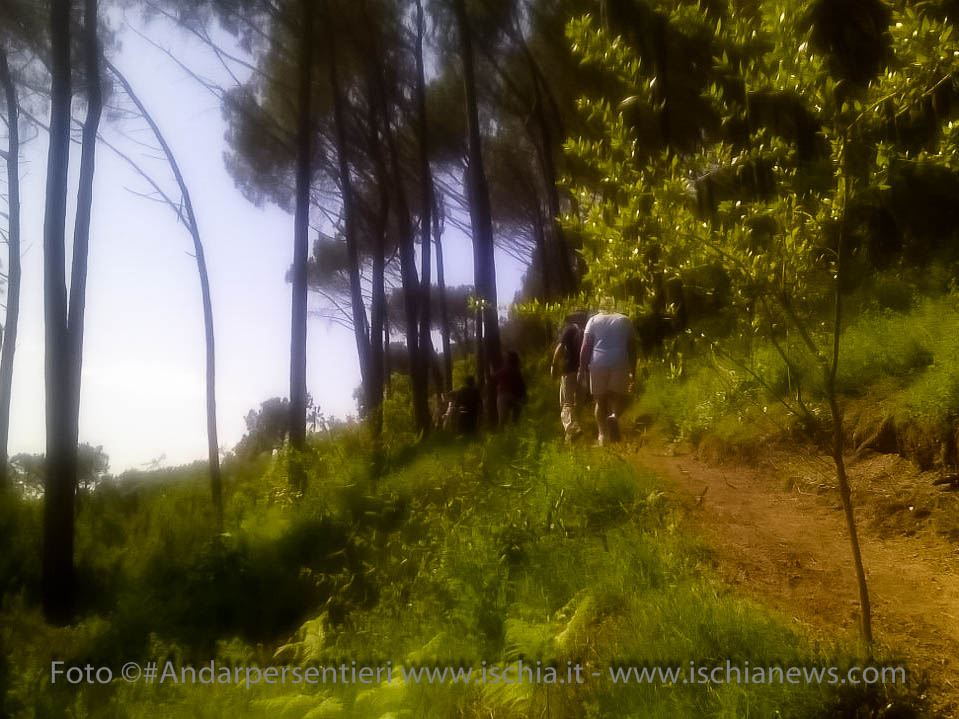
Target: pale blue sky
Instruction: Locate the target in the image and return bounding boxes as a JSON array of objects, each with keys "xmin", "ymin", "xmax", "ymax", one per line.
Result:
[{"xmin": 5, "ymin": 14, "xmax": 526, "ymax": 471}]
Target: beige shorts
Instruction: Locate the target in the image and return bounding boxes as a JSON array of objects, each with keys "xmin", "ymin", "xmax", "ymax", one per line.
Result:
[{"xmin": 589, "ymin": 365, "xmax": 630, "ymax": 397}]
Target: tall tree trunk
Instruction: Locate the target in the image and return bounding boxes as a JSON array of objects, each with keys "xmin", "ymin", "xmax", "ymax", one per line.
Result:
[
  {"xmin": 433, "ymin": 191, "xmax": 452, "ymax": 392},
  {"xmin": 0, "ymin": 47, "xmax": 21, "ymax": 491},
  {"xmin": 513, "ymin": 28, "xmax": 580, "ymax": 289},
  {"xmin": 289, "ymin": 0, "xmax": 314, "ymax": 492},
  {"xmin": 486, "ymin": 25, "xmax": 574, "ymax": 296},
  {"xmin": 64, "ymin": 0, "xmax": 102, "ymax": 539},
  {"xmin": 42, "ymin": 0, "xmax": 75, "ymax": 625},
  {"xmin": 105, "ymin": 59, "xmax": 223, "ymax": 529},
  {"xmin": 366, "ymin": 23, "xmax": 430, "ymax": 434},
  {"xmin": 533, "ymin": 203, "xmax": 551, "ymax": 300},
  {"xmin": 365, "ymin": 78, "xmax": 389, "ymax": 439},
  {"xmin": 414, "ymin": 0, "xmax": 433, "ymax": 398},
  {"xmin": 328, "ymin": 20, "xmax": 372, "ymax": 418},
  {"xmin": 383, "ymin": 310, "xmax": 392, "ymax": 398},
  {"xmin": 394, "ymin": 168, "xmax": 429, "ymax": 433},
  {"xmin": 67, "ymin": 0, "xmax": 103, "ymax": 453},
  {"xmin": 453, "ymin": 0, "xmax": 501, "ymax": 420},
  {"xmin": 369, "ymin": 206, "xmax": 386, "ymax": 439},
  {"xmin": 524, "ymin": 52, "xmax": 572, "ymax": 296},
  {"xmin": 475, "ymin": 304, "xmax": 485, "ymax": 393}
]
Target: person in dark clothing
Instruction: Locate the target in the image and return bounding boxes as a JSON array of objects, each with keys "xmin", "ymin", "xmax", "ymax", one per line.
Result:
[
  {"xmin": 455, "ymin": 376, "xmax": 482, "ymax": 434},
  {"xmin": 551, "ymin": 312, "xmax": 586, "ymax": 441},
  {"xmin": 494, "ymin": 351, "xmax": 527, "ymax": 426}
]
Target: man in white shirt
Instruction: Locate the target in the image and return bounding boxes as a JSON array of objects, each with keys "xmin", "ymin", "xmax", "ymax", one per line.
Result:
[{"xmin": 577, "ymin": 307, "xmax": 637, "ymax": 445}]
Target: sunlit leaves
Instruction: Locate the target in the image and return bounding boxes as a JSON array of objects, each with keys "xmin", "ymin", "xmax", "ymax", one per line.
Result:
[{"xmin": 562, "ymin": 0, "xmax": 959, "ymax": 386}]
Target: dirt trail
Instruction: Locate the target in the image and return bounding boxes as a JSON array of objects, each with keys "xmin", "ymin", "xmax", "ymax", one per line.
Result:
[{"xmin": 635, "ymin": 446, "xmax": 959, "ymax": 716}]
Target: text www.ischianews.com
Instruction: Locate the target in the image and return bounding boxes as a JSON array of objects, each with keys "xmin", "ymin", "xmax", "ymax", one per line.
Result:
[{"xmin": 51, "ymin": 660, "xmax": 906, "ymax": 690}]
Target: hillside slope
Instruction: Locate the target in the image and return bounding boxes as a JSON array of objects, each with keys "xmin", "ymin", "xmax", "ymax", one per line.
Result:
[{"xmin": 637, "ymin": 445, "xmax": 959, "ymax": 716}]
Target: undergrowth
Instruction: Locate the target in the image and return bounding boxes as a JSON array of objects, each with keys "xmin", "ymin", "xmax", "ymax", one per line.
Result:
[
  {"xmin": 635, "ymin": 290, "xmax": 959, "ymax": 456},
  {"xmin": 0, "ymin": 418, "xmax": 921, "ymax": 717}
]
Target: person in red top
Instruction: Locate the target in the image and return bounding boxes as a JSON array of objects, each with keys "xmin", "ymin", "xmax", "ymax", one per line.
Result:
[{"xmin": 494, "ymin": 351, "xmax": 527, "ymax": 426}]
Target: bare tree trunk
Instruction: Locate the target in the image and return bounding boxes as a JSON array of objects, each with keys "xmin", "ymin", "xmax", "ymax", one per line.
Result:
[
  {"xmin": 369, "ymin": 207, "xmax": 386, "ymax": 438},
  {"xmin": 433, "ymin": 191, "xmax": 452, "ymax": 392},
  {"xmin": 67, "ymin": 0, "xmax": 103, "ymax": 455},
  {"xmin": 475, "ymin": 304, "xmax": 485, "ymax": 395},
  {"xmin": 414, "ymin": 0, "xmax": 433, "ymax": 399},
  {"xmin": 0, "ymin": 47, "xmax": 21, "ymax": 490},
  {"xmin": 395, "ymin": 176, "xmax": 429, "ymax": 432},
  {"xmin": 383, "ymin": 311, "xmax": 392, "ymax": 398},
  {"xmin": 533, "ymin": 203, "xmax": 551, "ymax": 300},
  {"xmin": 453, "ymin": 0, "xmax": 501, "ymax": 418},
  {"xmin": 289, "ymin": 0, "xmax": 314, "ymax": 492},
  {"xmin": 63, "ymin": 0, "xmax": 102, "ymax": 551},
  {"xmin": 420, "ymin": 342, "xmax": 440, "ymax": 409},
  {"xmin": 327, "ymin": 20, "xmax": 372, "ymax": 417},
  {"xmin": 365, "ymin": 81, "xmax": 389, "ymax": 439},
  {"xmin": 42, "ymin": 0, "xmax": 75, "ymax": 625},
  {"xmin": 366, "ymin": 25, "xmax": 429, "ymax": 434},
  {"xmin": 485, "ymin": 25, "xmax": 574, "ymax": 296},
  {"xmin": 523, "ymin": 50, "xmax": 572, "ymax": 296},
  {"xmin": 105, "ymin": 59, "xmax": 223, "ymax": 529}
]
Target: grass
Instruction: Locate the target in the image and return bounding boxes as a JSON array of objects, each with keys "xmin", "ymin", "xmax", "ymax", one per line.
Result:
[
  {"xmin": 0, "ymin": 416, "xmax": 922, "ymax": 717},
  {"xmin": 634, "ymin": 288, "xmax": 959, "ymax": 459}
]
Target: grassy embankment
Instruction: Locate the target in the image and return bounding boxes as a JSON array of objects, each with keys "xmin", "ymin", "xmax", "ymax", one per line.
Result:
[
  {"xmin": 636, "ymin": 279, "xmax": 959, "ymax": 467},
  {"xmin": 0, "ymin": 382, "xmax": 922, "ymax": 717}
]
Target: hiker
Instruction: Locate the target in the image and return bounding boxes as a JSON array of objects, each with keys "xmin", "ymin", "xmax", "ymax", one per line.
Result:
[
  {"xmin": 577, "ymin": 303, "xmax": 637, "ymax": 445},
  {"xmin": 494, "ymin": 351, "xmax": 527, "ymax": 426},
  {"xmin": 454, "ymin": 376, "xmax": 482, "ymax": 435},
  {"xmin": 551, "ymin": 312, "xmax": 586, "ymax": 442}
]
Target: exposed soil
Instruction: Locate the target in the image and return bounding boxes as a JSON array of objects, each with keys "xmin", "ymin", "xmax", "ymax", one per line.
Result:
[{"xmin": 634, "ymin": 443, "xmax": 959, "ymax": 717}]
